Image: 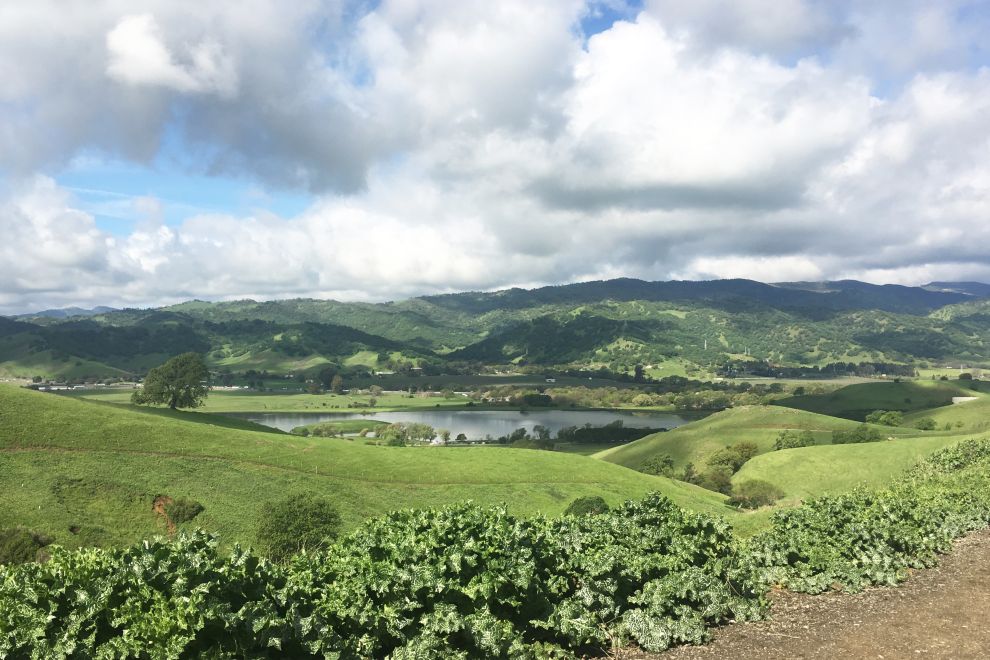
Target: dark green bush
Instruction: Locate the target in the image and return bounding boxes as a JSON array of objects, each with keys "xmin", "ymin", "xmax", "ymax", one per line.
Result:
[
  {"xmin": 256, "ymin": 493, "xmax": 342, "ymax": 561},
  {"xmin": 774, "ymin": 430, "xmax": 815, "ymax": 450},
  {"xmin": 641, "ymin": 453, "xmax": 675, "ymax": 476},
  {"xmin": 728, "ymin": 480, "xmax": 784, "ymax": 509},
  {"xmin": 831, "ymin": 424, "xmax": 882, "ymax": 444},
  {"xmin": 707, "ymin": 442, "xmax": 759, "ymax": 473},
  {"xmin": 698, "ymin": 465, "xmax": 734, "ymax": 495},
  {"xmin": 865, "ymin": 410, "xmax": 903, "ymax": 427},
  {"xmin": 0, "ymin": 528, "xmax": 52, "ymax": 565},
  {"xmin": 164, "ymin": 498, "xmax": 204, "ymax": 524},
  {"xmin": 563, "ymin": 495, "xmax": 610, "ymax": 516}
]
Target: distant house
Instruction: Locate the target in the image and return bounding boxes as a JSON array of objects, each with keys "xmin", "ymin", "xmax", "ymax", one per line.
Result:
[{"xmin": 545, "ymin": 378, "xmax": 556, "ymax": 383}]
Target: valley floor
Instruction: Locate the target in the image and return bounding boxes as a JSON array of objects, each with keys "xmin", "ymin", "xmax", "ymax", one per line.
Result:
[{"xmin": 656, "ymin": 527, "xmax": 990, "ymax": 659}]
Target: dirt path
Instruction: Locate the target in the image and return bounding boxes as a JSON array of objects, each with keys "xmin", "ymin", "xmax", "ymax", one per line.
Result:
[{"xmin": 656, "ymin": 528, "xmax": 990, "ymax": 659}]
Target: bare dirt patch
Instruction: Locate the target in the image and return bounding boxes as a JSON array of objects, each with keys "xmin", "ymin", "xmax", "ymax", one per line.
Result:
[
  {"xmin": 652, "ymin": 527, "xmax": 990, "ymax": 659},
  {"xmin": 151, "ymin": 495, "xmax": 176, "ymax": 534}
]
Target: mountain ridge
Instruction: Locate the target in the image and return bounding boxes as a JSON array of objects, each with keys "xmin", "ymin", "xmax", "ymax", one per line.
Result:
[{"xmin": 3, "ymin": 278, "xmax": 988, "ymax": 379}]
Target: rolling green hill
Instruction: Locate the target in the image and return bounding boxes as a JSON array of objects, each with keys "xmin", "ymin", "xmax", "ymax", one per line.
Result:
[
  {"xmin": 903, "ymin": 389, "xmax": 990, "ymax": 433},
  {"xmin": 595, "ymin": 405, "xmax": 879, "ymax": 472},
  {"xmin": 731, "ymin": 433, "xmax": 972, "ymax": 503},
  {"xmin": 0, "ymin": 385, "xmax": 730, "ymax": 550},
  {"xmin": 777, "ymin": 380, "xmax": 976, "ymax": 420}
]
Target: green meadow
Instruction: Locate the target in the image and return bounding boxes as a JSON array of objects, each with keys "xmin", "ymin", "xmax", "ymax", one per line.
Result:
[
  {"xmin": 594, "ymin": 405, "xmax": 888, "ymax": 472},
  {"xmin": 0, "ymin": 385, "xmax": 730, "ymax": 550},
  {"xmin": 68, "ymin": 388, "xmax": 480, "ymax": 413},
  {"xmin": 775, "ymin": 379, "xmax": 975, "ymax": 420},
  {"xmin": 5, "ymin": 377, "xmax": 988, "ymax": 553}
]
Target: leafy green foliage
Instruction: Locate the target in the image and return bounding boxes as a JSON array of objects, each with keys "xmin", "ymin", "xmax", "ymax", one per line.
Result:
[
  {"xmin": 727, "ymin": 481, "xmax": 784, "ymax": 509},
  {"xmin": 256, "ymin": 493, "xmax": 342, "ymax": 561},
  {"xmin": 914, "ymin": 417, "xmax": 937, "ymax": 430},
  {"xmin": 562, "ymin": 495, "xmax": 610, "ymax": 516},
  {"xmin": 0, "ymin": 495, "xmax": 764, "ymax": 657},
  {"xmin": 131, "ymin": 352, "xmax": 209, "ymax": 409}
]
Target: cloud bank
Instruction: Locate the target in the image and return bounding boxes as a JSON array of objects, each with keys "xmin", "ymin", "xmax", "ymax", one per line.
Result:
[{"xmin": 1, "ymin": 0, "xmax": 989, "ymax": 313}]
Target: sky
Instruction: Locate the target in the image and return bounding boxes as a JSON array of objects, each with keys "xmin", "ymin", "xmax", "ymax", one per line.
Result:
[{"xmin": 2, "ymin": 0, "xmax": 990, "ymax": 314}]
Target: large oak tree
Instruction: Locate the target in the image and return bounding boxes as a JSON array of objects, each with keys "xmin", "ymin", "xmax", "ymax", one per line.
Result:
[{"xmin": 132, "ymin": 352, "xmax": 210, "ymax": 409}]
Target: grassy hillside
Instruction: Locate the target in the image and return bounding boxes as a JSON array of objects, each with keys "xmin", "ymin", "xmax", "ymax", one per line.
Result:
[
  {"xmin": 0, "ymin": 386, "xmax": 730, "ymax": 550},
  {"xmin": 776, "ymin": 380, "xmax": 973, "ymax": 420},
  {"xmin": 733, "ymin": 433, "xmax": 972, "ymax": 502},
  {"xmin": 68, "ymin": 389, "xmax": 481, "ymax": 413},
  {"xmin": 903, "ymin": 389, "xmax": 990, "ymax": 433},
  {"xmin": 5, "ymin": 278, "xmax": 990, "ymax": 380},
  {"xmin": 595, "ymin": 405, "xmax": 879, "ymax": 472}
]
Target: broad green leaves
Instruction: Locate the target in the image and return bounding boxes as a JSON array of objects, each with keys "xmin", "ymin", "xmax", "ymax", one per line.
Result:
[{"xmin": 0, "ymin": 495, "xmax": 761, "ymax": 657}]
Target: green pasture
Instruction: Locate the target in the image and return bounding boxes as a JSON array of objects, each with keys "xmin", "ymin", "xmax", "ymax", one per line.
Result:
[
  {"xmin": 0, "ymin": 386, "xmax": 731, "ymax": 550},
  {"xmin": 594, "ymin": 405, "xmax": 889, "ymax": 472},
  {"xmin": 776, "ymin": 379, "xmax": 973, "ymax": 420}
]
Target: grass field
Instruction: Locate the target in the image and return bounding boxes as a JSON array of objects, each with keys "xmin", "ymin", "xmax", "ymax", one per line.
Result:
[
  {"xmin": 594, "ymin": 405, "xmax": 893, "ymax": 472},
  {"xmin": 0, "ymin": 386, "xmax": 732, "ymax": 550},
  {"xmin": 776, "ymin": 380, "xmax": 974, "ymax": 420},
  {"xmin": 903, "ymin": 389, "xmax": 990, "ymax": 433},
  {"xmin": 67, "ymin": 388, "xmax": 481, "ymax": 413},
  {"xmin": 732, "ymin": 433, "xmax": 972, "ymax": 502}
]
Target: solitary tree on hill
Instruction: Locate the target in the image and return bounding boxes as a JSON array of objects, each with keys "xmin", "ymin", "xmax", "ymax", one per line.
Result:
[{"xmin": 132, "ymin": 352, "xmax": 210, "ymax": 410}]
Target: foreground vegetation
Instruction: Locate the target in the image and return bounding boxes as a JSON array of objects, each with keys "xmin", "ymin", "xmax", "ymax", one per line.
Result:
[{"xmin": 3, "ymin": 438, "xmax": 990, "ymax": 657}]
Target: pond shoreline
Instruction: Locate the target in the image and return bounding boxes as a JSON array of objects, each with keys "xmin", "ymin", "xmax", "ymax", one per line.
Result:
[{"xmin": 221, "ymin": 408, "xmax": 709, "ymax": 437}]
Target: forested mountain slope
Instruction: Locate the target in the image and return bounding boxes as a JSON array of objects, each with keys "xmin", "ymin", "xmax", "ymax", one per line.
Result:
[{"xmin": 2, "ymin": 279, "xmax": 988, "ymax": 379}]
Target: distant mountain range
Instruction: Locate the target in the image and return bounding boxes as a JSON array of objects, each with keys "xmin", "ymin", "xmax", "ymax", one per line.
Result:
[
  {"xmin": 15, "ymin": 306, "xmax": 117, "ymax": 320},
  {"xmin": 2, "ymin": 279, "xmax": 988, "ymax": 379}
]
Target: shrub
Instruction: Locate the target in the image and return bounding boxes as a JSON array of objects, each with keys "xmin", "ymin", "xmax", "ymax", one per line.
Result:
[
  {"xmin": 563, "ymin": 495, "xmax": 610, "ymax": 516},
  {"xmin": 698, "ymin": 466, "xmax": 734, "ymax": 495},
  {"xmin": 774, "ymin": 430, "xmax": 815, "ymax": 450},
  {"xmin": 831, "ymin": 424, "xmax": 882, "ymax": 444},
  {"xmin": 707, "ymin": 442, "xmax": 759, "ymax": 474},
  {"xmin": 165, "ymin": 498, "xmax": 204, "ymax": 524},
  {"xmin": 728, "ymin": 480, "xmax": 784, "ymax": 509},
  {"xmin": 0, "ymin": 528, "xmax": 52, "ymax": 565},
  {"xmin": 641, "ymin": 453, "xmax": 675, "ymax": 476},
  {"xmin": 914, "ymin": 417, "xmax": 937, "ymax": 431},
  {"xmin": 865, "ymin": 410, "xmax": 903, "ymax": 427},
  {"xmin": 256, "ymin": 493, "xmax": 342, "ymax": 561}
]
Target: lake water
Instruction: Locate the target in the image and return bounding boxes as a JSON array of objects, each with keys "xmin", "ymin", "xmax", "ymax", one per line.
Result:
[{"xmin": 226, "ymin": 409, "xmax": 699, "ymax": 439}]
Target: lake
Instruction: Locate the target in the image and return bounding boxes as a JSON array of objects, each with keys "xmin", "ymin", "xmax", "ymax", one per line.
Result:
[{"xmin": 226, "ymin": 409, "xmax": 699, "ymax": 438}]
